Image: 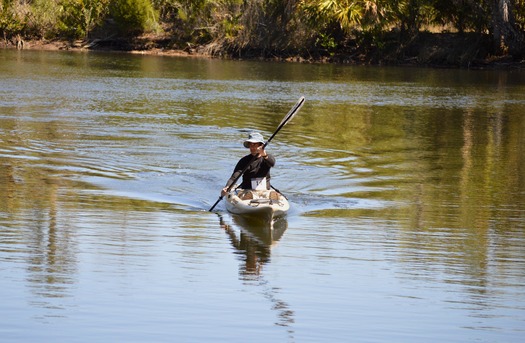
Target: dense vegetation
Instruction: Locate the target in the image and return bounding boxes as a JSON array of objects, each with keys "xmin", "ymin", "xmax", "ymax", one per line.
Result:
[{"xmin": 1, "ymin": 0, "xmax": 524, "ymax": 66}]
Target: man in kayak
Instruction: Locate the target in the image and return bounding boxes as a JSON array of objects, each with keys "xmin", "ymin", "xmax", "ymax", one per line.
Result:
[{"xmin": 221, "ymin": 132, "xmax": 275, "ymax": 197}]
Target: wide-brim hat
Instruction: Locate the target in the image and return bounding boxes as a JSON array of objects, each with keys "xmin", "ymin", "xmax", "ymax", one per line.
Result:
[{"xmin": 243, "ymin": 132, "xmax": 265, "ymax": 148}]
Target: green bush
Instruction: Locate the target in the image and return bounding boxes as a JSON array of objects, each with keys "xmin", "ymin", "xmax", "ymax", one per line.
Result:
[
  {"xmin": 58, "ymin": 0, "xmax": 110, "ymax": 39},
  {"xmin": 110, "ymin": 0, "xmax": 159, "ymax": 35},
  {"xmin": 0, "ymin": 0, "xmax": 28, "ymax": 38}
]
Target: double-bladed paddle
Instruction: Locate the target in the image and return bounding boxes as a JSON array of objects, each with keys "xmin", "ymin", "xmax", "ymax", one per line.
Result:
[{"xmin": 208, "ymin": 96, "xmax": 305, "ymax": 212}]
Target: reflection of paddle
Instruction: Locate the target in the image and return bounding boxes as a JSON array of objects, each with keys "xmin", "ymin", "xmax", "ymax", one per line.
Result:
[{"xmin": 209, "ymin": 96, "xmax": 305, "ymax": 212}]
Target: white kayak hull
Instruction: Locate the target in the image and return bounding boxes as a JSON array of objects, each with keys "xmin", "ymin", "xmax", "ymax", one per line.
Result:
[{"xmin": 225, "ymin": 189, "xmax": 289, "ymax": 217}]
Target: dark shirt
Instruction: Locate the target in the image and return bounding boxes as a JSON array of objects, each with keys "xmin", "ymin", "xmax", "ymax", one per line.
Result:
[{"xmin": 225, "ymin": 154, "xmax": 276, "ymax": 190}]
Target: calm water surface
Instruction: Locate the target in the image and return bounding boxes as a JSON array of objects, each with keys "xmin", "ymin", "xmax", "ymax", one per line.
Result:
[{"xmin": 1, "ymin": 50, "xmax": 524, "ymax": 342}]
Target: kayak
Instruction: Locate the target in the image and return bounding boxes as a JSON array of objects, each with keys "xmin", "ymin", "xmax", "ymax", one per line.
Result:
[
  {"xmin": 225, "ymin": 189, "xmax": 289, "ymax": 217},
  {"xmin": 225, "ymin": 189, "xmax": 289, "ymax": 218}
]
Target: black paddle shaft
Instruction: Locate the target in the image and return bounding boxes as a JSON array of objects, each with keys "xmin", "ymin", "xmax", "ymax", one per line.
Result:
[{"xmin": 208, "ymin": 96, "xmax": 305, "ymax": 212}]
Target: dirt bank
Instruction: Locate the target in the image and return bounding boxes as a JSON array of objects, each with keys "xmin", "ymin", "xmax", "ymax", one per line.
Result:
[{"xmin": 5, "ymin": 34, "xmax": 525, "ymax": 70}]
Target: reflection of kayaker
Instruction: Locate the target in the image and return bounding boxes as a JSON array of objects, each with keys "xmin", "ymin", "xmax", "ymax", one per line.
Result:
[
  {"xmin": 219, "ymin": 214, "xmax": 270, "ymax": 275},
  {"xmin": 218, "ymin": 214, "xmax": 287, "ymax": 275},
  {"xmin": 218, "ymin": 214, "xmax": 295, "ymax": 329}
]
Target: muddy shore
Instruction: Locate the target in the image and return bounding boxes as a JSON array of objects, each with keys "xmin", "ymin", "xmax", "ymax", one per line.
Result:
[{"xmin": 4, "ymin": 36, "xmax": 524, "ymax": 70}]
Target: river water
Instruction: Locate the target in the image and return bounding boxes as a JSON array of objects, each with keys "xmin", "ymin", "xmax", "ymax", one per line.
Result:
[{"xmin": 1, "ymin": 49, "xmax": 524, "ymax": 342}]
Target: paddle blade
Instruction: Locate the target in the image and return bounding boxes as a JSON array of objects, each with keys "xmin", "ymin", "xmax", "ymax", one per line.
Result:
[
  {"xmin": 209, "ymin": 195, "xmax": 224, "ymax": 212},
  {"xmin": 264, "ymin": 96, "xmax": 305, "ymax": 147},
  {"xmin": 278, "ymin": 96, "xmax": 305, "ymax": 128}
]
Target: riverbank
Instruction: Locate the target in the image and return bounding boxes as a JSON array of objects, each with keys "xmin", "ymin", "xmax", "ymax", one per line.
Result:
[{"xmin": 5, "ymin": 33, "xmax": 525, "ymax": 70}]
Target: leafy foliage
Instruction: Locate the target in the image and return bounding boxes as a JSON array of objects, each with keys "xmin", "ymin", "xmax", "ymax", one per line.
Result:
[
  {"xmin": 0, "ymin": 0, "xmax": 29, "ymax": 37},
  {"xmin": 58, "ymin": 0, "xmax": 111, "ymax": 39},
  {"xmin": 1, "ymin": 0, "xmax": 524, "ymax": 60},
  {"xmin": 110, "ymin": 0, "xmax": 159, "ymax": 35}
]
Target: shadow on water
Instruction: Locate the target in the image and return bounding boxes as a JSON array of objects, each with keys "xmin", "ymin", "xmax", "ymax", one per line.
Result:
[{"xmin": 218, "ymin": 214, "xmax": 294, "ymax": 330}]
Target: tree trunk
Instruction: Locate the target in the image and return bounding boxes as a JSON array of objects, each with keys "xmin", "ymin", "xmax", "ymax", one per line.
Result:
[{"xmin": 491, "ymin": 0, "xmax": 525, "ymax": 57}]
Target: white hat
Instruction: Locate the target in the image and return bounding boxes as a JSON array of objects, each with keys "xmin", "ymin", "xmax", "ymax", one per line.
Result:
[{"xmin": 243, "ymin": 132, "xmax": 265, "ymax": 148}]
